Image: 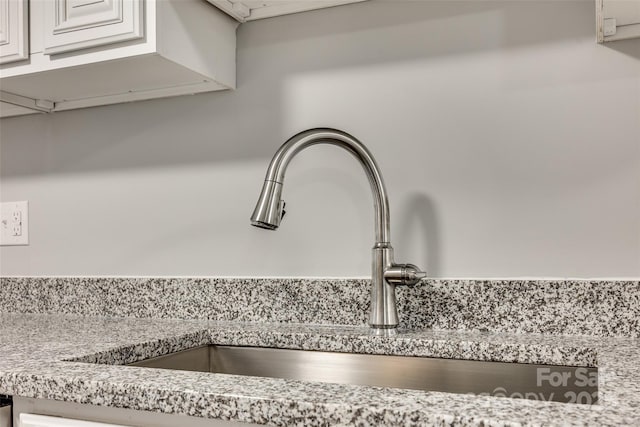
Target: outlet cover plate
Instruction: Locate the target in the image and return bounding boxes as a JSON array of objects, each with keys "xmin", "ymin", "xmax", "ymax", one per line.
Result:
[{"xmin": 0, "ymin": 201, "xmax": 29, "ymax": 246}]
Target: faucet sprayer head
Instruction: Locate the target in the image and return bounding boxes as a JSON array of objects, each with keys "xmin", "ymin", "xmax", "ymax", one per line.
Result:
[{"xmin": 250, "ymin": 180, "xmax": 286, "ymax": 230}]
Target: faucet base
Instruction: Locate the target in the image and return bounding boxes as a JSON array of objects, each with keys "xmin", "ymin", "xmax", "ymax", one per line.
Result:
[
  {"xmin": 369, "ymin": 327, "xmax": 398, "ymax": 337},
  {"xmin": 369, "ymin": 245, "xmax": 399, "ymax": 328}
]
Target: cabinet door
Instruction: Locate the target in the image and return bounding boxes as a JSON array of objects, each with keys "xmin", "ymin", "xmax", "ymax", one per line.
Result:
[
  {"xmin": 43, "ymin": 0, "xmax": 144, "ymax": 55},
  {"xmin": 0, "ymin": 0, "xmax": 28, "ymax": 64}
]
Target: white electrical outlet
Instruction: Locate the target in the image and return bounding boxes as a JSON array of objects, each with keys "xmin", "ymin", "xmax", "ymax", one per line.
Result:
[{"xmin": 0, "ymin": 201, "xmax": 29, "ymax": 246}]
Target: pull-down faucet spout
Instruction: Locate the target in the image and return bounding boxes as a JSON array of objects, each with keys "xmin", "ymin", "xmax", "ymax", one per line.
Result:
[{"xmin": 251, "ymin": 128, "xmax": 425, "ymax": 331}]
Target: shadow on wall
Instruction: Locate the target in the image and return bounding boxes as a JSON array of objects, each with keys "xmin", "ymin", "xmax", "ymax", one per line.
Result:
[
  {"xmin": 604, "ymin": 37, "xmax": 640, "ymax": 60},
  {"xmin": 395, "ymin": 193, "xmax": 441, "ymax": 277},
  {"xmin": 0, "ymin": 0, "xmax": 600, "ymax": 179}
]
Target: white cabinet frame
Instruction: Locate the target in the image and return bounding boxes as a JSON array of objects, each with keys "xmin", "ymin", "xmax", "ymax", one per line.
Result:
[
  {"xmin": 597, "ymin": 0, "xmax": 640, "ymax": 42},
  {"xmin": 207, "ymin": 0, "xmax": 367, "ymax": 22}
]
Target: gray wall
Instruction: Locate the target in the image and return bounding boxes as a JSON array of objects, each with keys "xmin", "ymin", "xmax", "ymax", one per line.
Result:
[{"xmin": 1, "ymin": 0, "xmax": 639, "ymax": 278}]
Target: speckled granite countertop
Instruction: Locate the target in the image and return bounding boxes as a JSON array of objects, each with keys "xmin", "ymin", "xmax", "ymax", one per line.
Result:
[{"xmin": 0, "ymin": 313, "xmax": 639, "ymax": 426}]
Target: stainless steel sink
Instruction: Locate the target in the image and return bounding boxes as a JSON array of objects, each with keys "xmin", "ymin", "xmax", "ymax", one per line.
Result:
[{"xmin": 128, "ymin": 346, "xmax": 598, "ymax": 404}]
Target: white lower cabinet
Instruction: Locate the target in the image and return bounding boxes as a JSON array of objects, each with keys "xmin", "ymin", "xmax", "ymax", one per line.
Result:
[
  {"xmin": 13, "ymin": 397, "xmax": 258, "ymax": 427},
  {"xmin": 20, "ymin": 414, "xmax": 128, "ymax": 427},
  {"xmin": 0, "ymin": 0, "xmax": 237, "ymax": 117}
]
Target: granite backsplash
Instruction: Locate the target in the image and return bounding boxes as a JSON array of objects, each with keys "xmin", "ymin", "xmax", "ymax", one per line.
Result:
[{"xmin": 0, "ymin": 277, "xmax": 638, "ymax": 337}]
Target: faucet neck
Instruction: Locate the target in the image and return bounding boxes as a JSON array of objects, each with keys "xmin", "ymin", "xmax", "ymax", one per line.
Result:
[{"xmin": 263, "ymin": 128, "xmax": 391, "ymax": 244}]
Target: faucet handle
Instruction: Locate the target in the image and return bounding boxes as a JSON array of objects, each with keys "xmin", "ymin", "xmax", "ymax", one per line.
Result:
[
  {"xmin": 385, "ymin": 263, "xmax": 426, "ymax": 286},
  {"xmin": 404, "ymin": 264, "xmax": 427, "ymax": 284}
]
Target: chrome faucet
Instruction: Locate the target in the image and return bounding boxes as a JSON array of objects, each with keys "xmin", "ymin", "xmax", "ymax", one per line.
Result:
[{"xmin": 251, "ymin": 128, "xmax": 426, "ymax": 332}]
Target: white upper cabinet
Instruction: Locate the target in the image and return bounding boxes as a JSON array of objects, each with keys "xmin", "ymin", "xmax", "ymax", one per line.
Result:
[
  {"xmin": 597, "ymin": 0, "xmax": 640, "ymax": 42},
  {"xmin": 0, "ymin": 0, "xmax": 238, "ymax": 117},
  {"xmin": 0, "ymin": 0, "xmax": 367, "ymax": 118},
  {"xmin": 207, "ymin": 0, "xmax": 367, "ymax": 22},
  {"xmin": 43, "ymin": 0, "xmax": 144, "ymax": 55},
  {"xmin": 0, "ymin": 0, "xmax": 29, "ymax": 64}
]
